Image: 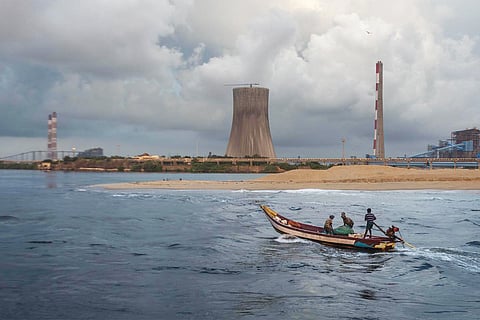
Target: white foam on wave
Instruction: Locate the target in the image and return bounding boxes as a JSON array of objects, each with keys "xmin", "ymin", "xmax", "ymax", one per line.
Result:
[
  {"xmin": 111, "ymin": 192, "xmax": 154, "ymax": 199},
  {"xmin": 112, "ymin": 193, "xmax": 127, "ymax": 197},
  {"xmin": 231, "ymin": 189, "xmax": 255, "ymax": 193},
  {"xmin": 274, "ymin": 234, "xmax": 310, "ymax": 244},
  {"xmin": 281, "ymin": 189, "xmax": 371, "ymax": 198},
  {"xmin": 247, "ymin": 190, "xmax": 282, "ymax": 194},
  {"xmin": 283, "ymin": 189, "xmax": 339, "ymax": 194},
  {"xmin": 238, "ymin": 189, "xmax": 345, "ymax": 194}
]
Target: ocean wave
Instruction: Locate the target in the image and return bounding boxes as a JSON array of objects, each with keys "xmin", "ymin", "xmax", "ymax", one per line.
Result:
[
  {"xmin": 407, "ymin": 247, "xmax": 480, "ymax": 273},
  {"xmin": 248, "ymin": 190, "xmax": 283, "ymax": 194},
  {"xmin": 283, "ymin": 189, "xmax": 351, "ymax": 194},
  {"xmin": 232, "ymin": 189, "xmax": 251, "ymax": 193}
]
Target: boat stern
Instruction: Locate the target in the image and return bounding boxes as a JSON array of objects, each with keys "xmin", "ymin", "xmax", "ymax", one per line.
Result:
[
  {"xmin": 373, "ymin": 241, "xmax": 396, "ymax": 251},
  {"xmin": 353, "ymin": 239, "xmax": 396, "ymax": 251}
]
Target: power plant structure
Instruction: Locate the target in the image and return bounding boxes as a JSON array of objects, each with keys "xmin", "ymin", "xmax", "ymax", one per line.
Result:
[
  {"xmin": 449, "ymin": 128, "xmax": 480, "ymax": 158},
  {"xmin": 47, "ymin": 112, "xmax": 57, "ymax": 160},
  {"xmin": 373, "ymin": 61, "xmax": 385, "ymax": 159},
  {"xmin": 225, "ymin": 85, "xmax": 276, "ymax": 158},
  {"xmin": 410, "ymin": 128, "xmax": 480, "ymax": 158}
]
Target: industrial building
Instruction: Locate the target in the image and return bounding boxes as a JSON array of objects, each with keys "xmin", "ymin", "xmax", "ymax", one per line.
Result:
[
  {"xmin": 78, "ymin": 148, "xmax": 104, "ymax": 158},
  {"xmin": 437, "ymin": 128, "xmax": 480, "ymax": 158},
  {"xmin": 412, "ymin": 128, "xmax": 480, "ymax": 158},
  {"xmin": 225, "ymin": 85, "xmax": 276, "ymax": 158}
]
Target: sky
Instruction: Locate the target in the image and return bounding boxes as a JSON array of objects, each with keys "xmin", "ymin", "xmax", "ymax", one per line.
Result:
[{"xmin": 1, "ymin": 0, "xmax": 479, "ymax": 159}]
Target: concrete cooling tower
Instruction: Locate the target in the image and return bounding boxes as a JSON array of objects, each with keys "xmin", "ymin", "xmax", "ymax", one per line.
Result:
[{"xmin": 225, "ymin": 87, "xmax": 276, "ymax": 158}]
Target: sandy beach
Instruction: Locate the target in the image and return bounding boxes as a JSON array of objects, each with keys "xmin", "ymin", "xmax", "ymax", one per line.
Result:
[{"xmin": 97, "ymin": 165, "xmax": 480, "ymax": 191}]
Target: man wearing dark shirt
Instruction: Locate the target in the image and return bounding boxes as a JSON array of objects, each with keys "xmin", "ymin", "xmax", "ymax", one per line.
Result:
[{"xmin": 363, "ymin": 208, "xmax": 376, "ymax": 238}]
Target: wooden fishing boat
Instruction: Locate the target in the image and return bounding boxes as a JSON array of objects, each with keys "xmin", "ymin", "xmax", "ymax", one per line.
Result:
[{"xmin": 261, "ymin": 205, "xmax": 402, "ymax": 251}]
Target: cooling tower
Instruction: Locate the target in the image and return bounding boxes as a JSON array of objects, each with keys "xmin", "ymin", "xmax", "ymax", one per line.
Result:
[
  {"xmin": 373, "ymin": 61, "xmax": 385, "ymax": 158},
  {"xmin": 225, "ymin": 87, "xmax": 276, "ymax": 158}
]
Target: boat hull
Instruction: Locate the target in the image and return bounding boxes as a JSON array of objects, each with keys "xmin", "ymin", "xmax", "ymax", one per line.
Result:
[{"xmin": 261, "ymin": 205, "xmax": 396, "ymax": 251}]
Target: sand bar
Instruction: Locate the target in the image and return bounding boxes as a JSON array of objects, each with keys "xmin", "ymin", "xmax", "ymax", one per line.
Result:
[{"xmin": 96, "ymin": 165, "xmax": 480, "ymax": 191}]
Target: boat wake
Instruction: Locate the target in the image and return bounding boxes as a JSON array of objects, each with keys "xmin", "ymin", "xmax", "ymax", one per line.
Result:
[
  {"xmin": 274, "ymin": 234, "xmax": 310, "ymax": 244},
  {"xmin": 403, "ymin": 247, "xmax": 480, "ymax": 273}
]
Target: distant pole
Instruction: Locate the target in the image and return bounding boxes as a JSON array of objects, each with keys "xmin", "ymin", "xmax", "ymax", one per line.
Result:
[{"xmin": 342, "ymin": 138, "xmax": 346, "ymax": 161}]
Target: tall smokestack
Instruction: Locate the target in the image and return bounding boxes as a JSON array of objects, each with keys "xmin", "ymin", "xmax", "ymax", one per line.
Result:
[
  {"xmin": 48, "ymin": 114, "xmax": 52, "ymax": 159},
  {"xmin": 225, "ymin": 87, "xmax": 276, "ymax": 158},
  {"xmin": 51, "ymin": 112, "xmax": 57, "ymax": 160},
  {"xmin": 47, "ymin": 112, "xmax": 58, "ymax": 160},
  {"xmin": 373, "ymin": 61, "xmax": 385, "ymax": 158}
]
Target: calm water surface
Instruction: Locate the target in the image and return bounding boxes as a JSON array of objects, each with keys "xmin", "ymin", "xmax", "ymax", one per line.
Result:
[{"xmin": 1, "ymin": 170, "xmax": 479, "ymax": 319}]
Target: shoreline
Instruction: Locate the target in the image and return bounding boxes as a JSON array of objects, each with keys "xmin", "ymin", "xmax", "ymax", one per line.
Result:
[
  {"xmin": 96, "ymin": 180, "xmax": 480, "ymax": 191},
  {"xmin": 96, "ymin": 166, "xmax": 480, "ymax": 191}
]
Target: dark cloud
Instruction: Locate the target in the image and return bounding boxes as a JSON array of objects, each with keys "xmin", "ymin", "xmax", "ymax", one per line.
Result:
[
  {"xmin": 0, "ymin": 62, "xmax": 61, "ymax": 137},
  {"xmin": 1, "ymin": 0, "xmax": 479, "ymax": 158}
]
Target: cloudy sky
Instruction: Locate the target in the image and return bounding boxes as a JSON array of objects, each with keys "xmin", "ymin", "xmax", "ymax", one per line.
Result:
[{"xmin": 1, "ymin": 0, "xmax": 479, "ymax": 158}]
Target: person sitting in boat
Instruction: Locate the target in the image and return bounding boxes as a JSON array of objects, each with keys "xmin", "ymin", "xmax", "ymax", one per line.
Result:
[
  {"xmin": 386, "ymin": 225, "xmax": 399, "ymax": 239},
  {"xmin": 341, "ymin": 212, "xmax": 354, "ymax": 228},
  {"xmin": 324, "ymin": 215, "xmax": 335, "ymax": 234},
  {"xmin": 363, "ymin": 208, "xmax": 376, "ymax": 238}
]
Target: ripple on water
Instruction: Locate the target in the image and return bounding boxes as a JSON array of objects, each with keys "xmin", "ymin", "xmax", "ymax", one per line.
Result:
[
  {"xmin": 460, "ymin": 218, "xmax": 480, "ymax": 227},
  {"xmin": 466, "ymin": 240, "xmax": 480, "ymax": 247},
  {"xmin": 199, "ymin": 267, "xmax": 241, "ymax": 275},
  {"xmin": 0, "ymin": 215, "xmax": 19, "ymax": 222}
]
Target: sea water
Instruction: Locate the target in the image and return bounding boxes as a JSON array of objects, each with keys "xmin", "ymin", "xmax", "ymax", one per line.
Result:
[{"xmin": 0, "ymin": 170, "xmax": 479, "ymax": 319}]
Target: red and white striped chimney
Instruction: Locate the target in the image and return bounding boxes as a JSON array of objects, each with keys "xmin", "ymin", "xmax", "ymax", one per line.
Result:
[
  {"xmin": 47, "ymin": 112, "xmax": 58, "ymax": 160},
  {"xmin": 48, "ymin": 114, "xmax": 52, "ymax": 159},
  {"xmin": 373, "ymin": 61, "xmax": 385, "ymax": 158},
  {"xmin": 51, "ymin": 112, "xmax": 57, "ymax": 160}
]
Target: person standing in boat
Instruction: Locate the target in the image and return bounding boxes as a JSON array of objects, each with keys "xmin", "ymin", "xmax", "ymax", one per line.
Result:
[
  {"xmin": 363, "ymin": 208, "xmax": 376, "ymax": 238},
  {"xmin": 324, "ymin": 215, "xmax": 335, "ymax": 234},
  {"xmin": 341, "ymin": 212, "xmax": 354, "ymax": 228}
]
